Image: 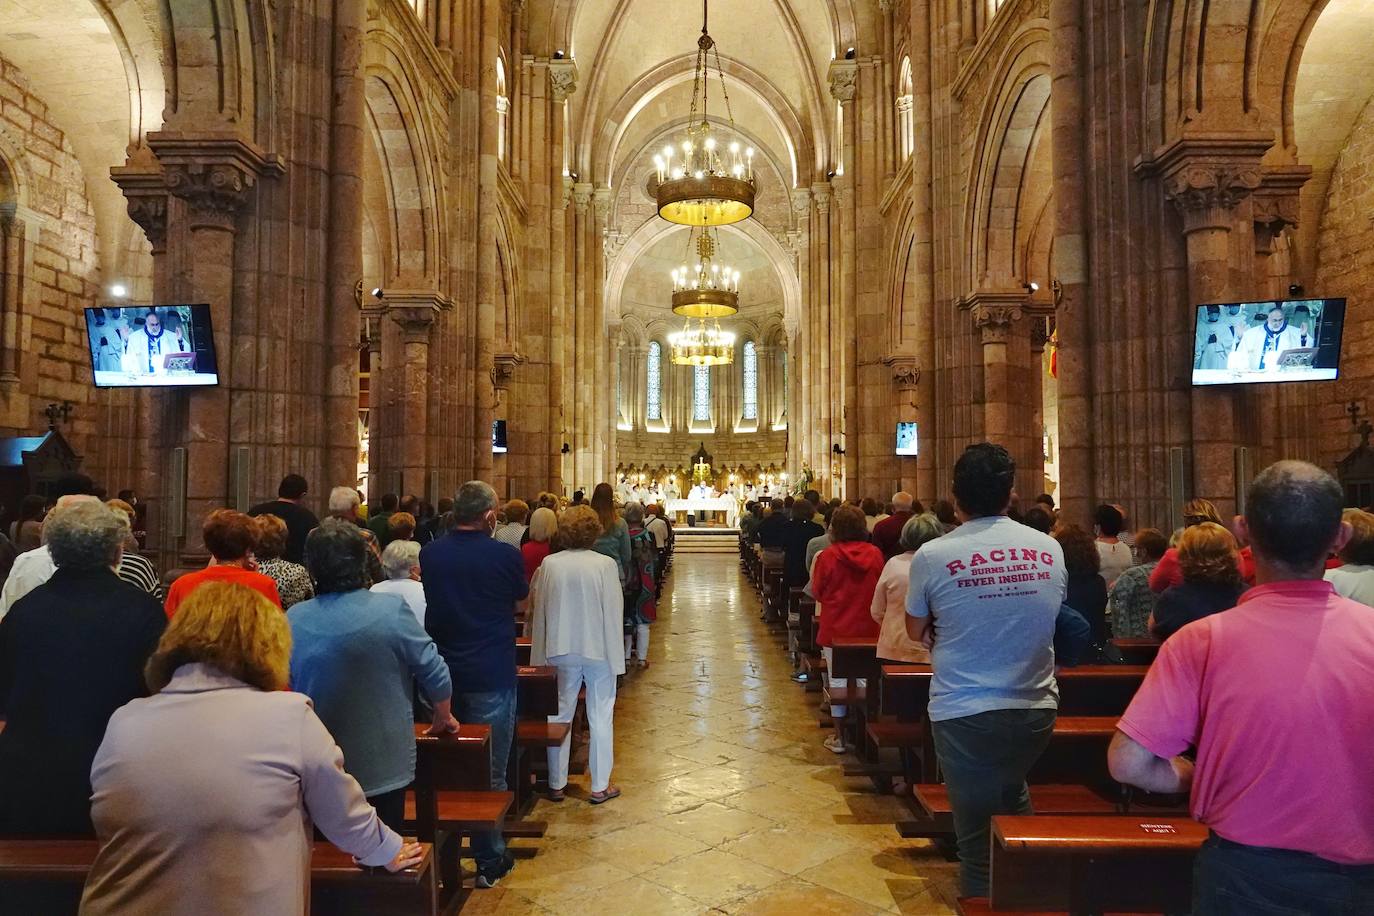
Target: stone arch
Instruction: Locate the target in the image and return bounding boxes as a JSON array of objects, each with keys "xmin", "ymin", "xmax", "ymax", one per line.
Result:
[
  {"xmin": 492, "ymin": 207, "xmax": 522, "ymax": 346},
  {"xmin": 161, "ymin": 0, "xmax": 275, "ymax": 147},
  {"xmin": 589, "ymin": 54, "xmax": 817, "ymax": 187},
  {"xmin": 604, "ymin": 217, "xmax": 802, "ymax": 336},
  {"xmin": 363, "ymin": 60, "xmax": 442, "ymax": 285},
  {"xmin": 964, "ymin": 21, "xmax": 1052, "ymax": 286}
]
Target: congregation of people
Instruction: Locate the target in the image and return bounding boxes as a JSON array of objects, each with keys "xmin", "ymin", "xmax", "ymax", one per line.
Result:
[
  {"xmin": 0, "ymin": 470, "xmax": 676, "ymax": 910},
  {"xmin": 742, "ymin": 448, "xmax": 1374, "ymax": 911}
]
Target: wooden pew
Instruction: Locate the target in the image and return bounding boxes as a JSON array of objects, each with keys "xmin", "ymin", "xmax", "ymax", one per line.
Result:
[
  {"xmin": 1110, "ymin": 637, "xmax": 1161, "ymax": 666},
  {"xmin": 910, "ymin": 783, "xmax": 1119, "ymax": 837},
  {"xmin": 516, "ymin": 636, "xmax": 532, "ymax": 667},
  {"xmin": 1055, "ymin": 666, "xmax": 1147, "ymax": 716},
  {"xmin": 978, "ymin": 814, "xmax": 1207, "ymax": 914},
  {"xmin": 408, "ymin": 723, "xmax": 513, "ymax": 899},
  {"xmin": 509, "ymin": 665, "xmax": 569, "ymax": 838},
  {"xmin": 0, "ymin": 839, "xmax": 440, "ymax": 915},
  {"xmin": 827, "ymin": 637, "xmax": 882, "ymax": 755}
]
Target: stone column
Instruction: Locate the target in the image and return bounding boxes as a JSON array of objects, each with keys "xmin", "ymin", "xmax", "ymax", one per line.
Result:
[
  {"xmin": 593, "ymin": 187, "xmax": 613, "ymax": 482},
  {"xmin": 361, "ymin": 305, "xmax": 385, "ymax": 499},
  {"xmin": 884, "ymin": 355, "xmax": 921, "ymax": 494},
  {"xmin": 570, "ymin": 182, "xmax": 592, "ymax": 490},
  {"xmin": 962, "ymin": 292, "xmax": 1026, "ymax": 448},
  {"xmin": 1050, "ymin": 0, "xmax": 1092, "ymax": 524},
  {"xmin": 811, "ymin": 184, "xmax": 832, "ymax": 490},
  {"xmin": 326, "ymin": 0, "xmax": 367, "ymax": 494},
  {"xmin": 829, "ymin": 60, "xmax": 858, "ymax": 495},
  {"xmin": 474, "ymin": 0, "xmax": 501, "ymax": 482},
  {"xmin": 909, "ymin": 0, "xmax": 936, "ymax": 504},
  {"xmin": 387, "ymin": 292, "xmax": 447, "ymax": 496},
  {"xmin": 1159, "ymin": 150, "xmax": 1265, "ymax": 515},
  {"xmin": 151, "ymin": 136, "xmax": 276, "ymax": 557},
  {"xmin": 548, "ymin": 61, "xmax": 576, "ymax": 495}
]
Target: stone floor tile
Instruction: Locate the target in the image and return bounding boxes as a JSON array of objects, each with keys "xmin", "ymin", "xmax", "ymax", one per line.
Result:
[{"xmin": 641, "ymin": 848, "xmax": 787, "ymax": 908}]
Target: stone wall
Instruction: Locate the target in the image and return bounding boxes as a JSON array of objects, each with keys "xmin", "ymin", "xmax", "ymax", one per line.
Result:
[
  {"xmin": 0, "ymin": 52, "xmax": 103, "ymax": 461},
  {"xmin": 1314, "ymin": 94, "xmax": 1374, "ymax": 470}
]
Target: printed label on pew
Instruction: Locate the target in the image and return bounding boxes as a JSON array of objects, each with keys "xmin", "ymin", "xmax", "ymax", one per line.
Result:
[{"xmin": 1139, "ymin": 823, "xmax": 1178, "ymax": 834}]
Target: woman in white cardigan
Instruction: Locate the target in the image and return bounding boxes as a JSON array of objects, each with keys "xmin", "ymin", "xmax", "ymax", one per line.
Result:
[{"xmin": 530, "ymin": 505, "xmax": 626, "ymax": 804}]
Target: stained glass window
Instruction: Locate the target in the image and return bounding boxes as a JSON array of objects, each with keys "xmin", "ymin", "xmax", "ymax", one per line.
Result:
[
  {"xmin": 646, "ymin": 342, "xmax": 661, "ymax": 420},
  {"xmin": 742, "ymin": 341, "xmax": 758, "ymax": 420},
  {"xmin": 693, "ymin": 364, "xmax": 711, "ymax": 422}
]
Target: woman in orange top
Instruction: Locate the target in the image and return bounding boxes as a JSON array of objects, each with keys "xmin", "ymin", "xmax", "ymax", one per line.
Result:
[
  {"xmin": 164, "ymin": 510, "xmax": 283, "ymax": 617},
  {"xmin": 810, "ymin": 505, "xmax": 885, "ymax": 754}
]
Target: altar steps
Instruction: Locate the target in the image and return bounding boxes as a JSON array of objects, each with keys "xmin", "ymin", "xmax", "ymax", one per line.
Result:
[{"xmin": 672, "ymin": 528, "xmax": 741, "ymax": 554}]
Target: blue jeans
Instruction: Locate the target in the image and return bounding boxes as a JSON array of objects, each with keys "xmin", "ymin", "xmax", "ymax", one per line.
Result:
[
  {"xmin": 930, "ymin": 707, "xmax": 1056, "ymax": 897},
  {"xmin": 1194, "ymin": 834, "xmax": 1374, "ymax": 915},
  {"xmin": 452, "ymin": 689, "xmax": 516, "ymax": 872}
]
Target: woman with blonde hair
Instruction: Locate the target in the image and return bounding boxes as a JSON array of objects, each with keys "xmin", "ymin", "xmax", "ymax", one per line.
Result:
[
  {"xmin": 1150, "ymin": 521, "xmax": 1244, "ymax": 640},
  {"xmin": 1148, "ymin": 497, "xmax": 1223, "ymax": 592},
  {"xmin": 530, "ymin": 505, "xmax": 624, "ymax": 804},
  {"xmin": 80, "ymin": 582, "xmax": 422, "ymax": 915},
  {"xmin": 522, "ymin": 506, "xmax": 558, "ymax": 581}
]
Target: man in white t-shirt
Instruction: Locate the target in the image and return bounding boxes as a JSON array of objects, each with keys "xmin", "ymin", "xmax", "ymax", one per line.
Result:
[{"xmin": 905, "ymin": 443, "xmax": 1066, "ymax": 897}]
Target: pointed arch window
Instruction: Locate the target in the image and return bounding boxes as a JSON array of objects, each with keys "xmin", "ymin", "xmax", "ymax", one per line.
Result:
[
  {"xmin": 741, "ymin": 340, "xmax": 758, "ymax": 421},
  {"xmin": 897, "ymin": 57, "xmax": 914, "ymax": 160},
  {"xmin": 496, "ymin": 57, "xmax": 510, "ymax": 162},
  {"xmin": 693, "ymin": 365, "xmax": 711, "ymax": 422},
  {"xmin": 646, "ymin": 341, "xmax": 662, "ymax": 421}
]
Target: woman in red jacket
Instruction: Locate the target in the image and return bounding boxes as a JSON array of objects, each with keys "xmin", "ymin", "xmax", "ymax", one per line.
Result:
[{"xmin": 811, "ymin": 505, "xmax": 885, "ymax": 753}]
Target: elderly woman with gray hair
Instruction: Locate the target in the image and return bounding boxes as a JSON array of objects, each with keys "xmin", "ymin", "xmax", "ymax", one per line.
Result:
[
  {"xmin": 371, "ymin": 538, "xmax": 426, "ymax": 625},
  {"xmin": 287, "ymin": 519, "xmax": 457, "ymax": 831},
  {"xmin": 0, "ymin": 500, "xmax": 166, "ymax": 835},
  {"xmin": 871, "ymin": 512, "xmax": 944, "ymax": 665}
]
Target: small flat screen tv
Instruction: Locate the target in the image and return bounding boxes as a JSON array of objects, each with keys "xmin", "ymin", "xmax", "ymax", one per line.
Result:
[
  {"xmin": 1191, "ymin": 297, "xmax": 1345, "ymax": 387},
  {"xmin": 492, "ymin": 419, "xmax": 508, "ymax": 454},
  {"xmin": 896, "ymin": 421, "xmax": 919, "ymax": 456},
  {"xmin": 85, "ymin": 304, "xmax": 219, "ymax": 388}
]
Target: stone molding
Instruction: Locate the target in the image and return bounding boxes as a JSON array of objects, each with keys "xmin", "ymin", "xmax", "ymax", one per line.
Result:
[
  {"xmin": 549, "ymin": 60, "xmax": 578, "ymax": 102},
  {"xmin": 592, "ymin": 185, "xmax": 613, "ymax": 220},
  {"xmin": 959, "ymin": 289, "xmax": 1029, "ymax": 345},
  {"xmin": 110, "ymin": 167, "xmax": 168, "ymax": 253},
  {"xmin": 828, "ymin": 61, "xmax": 857, "ymax": 103},
  {"xmin": 571, "ymin": 182, "xmax": 592, "ymax": 213},
  {"xmin": 1251, "ymin": 163, "xmax": 1311, "ymax": 252},
  {"xmin": 811, "ymin": 183, "xmax": 832, "ymax": 213}
]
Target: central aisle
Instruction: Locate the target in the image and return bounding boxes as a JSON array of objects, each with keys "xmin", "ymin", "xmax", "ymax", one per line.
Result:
[{"xmin": 474, "ymin": 554, "xmax": 959, "ymax": 914}]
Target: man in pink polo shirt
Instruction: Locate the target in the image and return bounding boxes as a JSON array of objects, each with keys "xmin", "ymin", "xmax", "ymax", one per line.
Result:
[{"xmin": 1109, "ymin": 461, "xmax": 1374, "ymax": 914}]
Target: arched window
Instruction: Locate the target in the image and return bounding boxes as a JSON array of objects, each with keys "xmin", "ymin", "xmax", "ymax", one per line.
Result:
[
  {"xmin": 646, "ymin": 341, "xmax": 662, "ymax": 420},
  {"xmin": 741, "ymin": 340, "xmax": 758, "ymax": 421},
  {"xmin": 897, "ymin": 57, "xmax": 914, "ymax": 160},
  {"xmin": 496, "ymin": 57, "xmax": 509, "ymax": 162},
  {"xmin": 693, "ymin": 365, "xmax": 711, "ymax": 422}
]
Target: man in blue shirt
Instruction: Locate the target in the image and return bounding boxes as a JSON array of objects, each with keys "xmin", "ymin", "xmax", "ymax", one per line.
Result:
[{"xmin": 419, "ymin": 480, "xmax": 528, "ymax": 889}]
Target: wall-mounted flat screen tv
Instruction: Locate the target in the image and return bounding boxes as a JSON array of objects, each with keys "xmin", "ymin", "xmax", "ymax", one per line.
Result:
[
  {"xmin": 1191, "ymin": 297, "xmax": 1346, "ymax": 387},
  {"xmin": 492, "ymin": 419, "xmax": 508, "ymax": 454},
  {"xmin": 896, "ymin": 421, "xmax": 919, "ymax": 456},
  {"xmin": 85, "ymin": 304, "xmax": 220, "ymax": 388}
]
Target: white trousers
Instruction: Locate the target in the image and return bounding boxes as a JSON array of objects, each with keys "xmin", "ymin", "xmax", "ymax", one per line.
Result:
[
  {"xmin": 547, "ymin": 655, "xmax": 617, "ymax": 793},
  {"xmin": 624, "ymin": 624, "xmax": 650, "ymax": 661}
]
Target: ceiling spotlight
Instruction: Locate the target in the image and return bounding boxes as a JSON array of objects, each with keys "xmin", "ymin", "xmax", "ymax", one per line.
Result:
[
  {"xmin": 1028, "ymin": 282, "xmax": 1040, "ymax": 292},
  {"xmin": 553, "ymin": 49, "xmax": 565, "ymax": 60},
  {"xmin": 371, "ymin": 288, "xmax": 384, "ymax": 300},
  {"xmin": 844, "ymin": 47, "xmax": 856, "ymax": 60},
  {"xmin": 109, "ymin": 284, "xmax": 127, "ymax": 298}
]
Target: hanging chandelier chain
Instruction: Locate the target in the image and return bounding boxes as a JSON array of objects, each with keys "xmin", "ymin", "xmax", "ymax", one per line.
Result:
[{"xmin": 712, "ymin": 42, "xmax": 737, "ymax": 131}]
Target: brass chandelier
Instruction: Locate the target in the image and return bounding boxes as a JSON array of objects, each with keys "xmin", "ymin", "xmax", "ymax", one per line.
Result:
[
  {"xmin": 669, "ymin": 319, "xmax": 735, "ymax": 367},
  {"xmin": 671, "ymin": 227, "xmax": 740, "ymax": 319},
  {"xmin": 653, "ymin": 0, "xmax": 755, "ymax": 226}
]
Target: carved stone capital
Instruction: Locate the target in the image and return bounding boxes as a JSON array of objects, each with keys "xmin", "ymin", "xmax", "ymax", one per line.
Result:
[
  {"xmin": 882, "ymin": 354, "xmax": 921, "ymax": 391},
  {"xmin": 572, "ymin": 181, "xmax": 593, "ymax": 213},
  {"xmin": 561, "ymin": 176, "xmax": 575, "ymax": 210},
  {"xmin": 603, "ymin": 228, "xmax": 628, "ymax": 263},
  {"xmin": 110, "ymin": 163, "xmax": 168, "ymax": 253},
  {"xmin": 147, "ymin": 133, "xmax": 283, "ymax": 233},
  {"xmin": 592, "ymin": 185, "xmax": 613, "ymax": 220},
  {"xmin": 491, "ymin": 349, "xmax": 526, "ymax": 391},
  {"xmin": 1136, "ymin": 132, "xmax": 1271, "ymax": 235},
  {"xmin": 960, "ymin": 289, "xmax": 1029, "ymax": 346},
  {"xmin": 383, "ymin": 288, "xmax": 451, "ymax": 345},
  {"xmin": 828, "ymin": 61, "xmax": 857, "ymax": 103},
  {"xmin": 811, "ymin": 183, "xmax": 832, "ymax": 213},
  {"xmin": 549, "ymin": 60, "xmax": 578, "ymax": 102},
  {"xmin": 790, "ymin": 187, "xmax": 812, "ymax": 215},
  {"xmin": 1251, "ymin": 162, "xmax": 1311, "ymax": 252}
]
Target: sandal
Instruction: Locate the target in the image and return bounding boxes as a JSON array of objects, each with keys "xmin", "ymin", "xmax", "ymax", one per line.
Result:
[
  {"xmin": 638, "ymin": 659, "xmax": 650, "ymax": 670},
  {"xmin": 823, "ymin": 735, "xmax": 848, "ymax": 754},
  {"xmin": 588, "ymin": 786, "xmax": 621, "ymax": 805},
  {"xmin": 547, "ymin": 787, "xmax": 566, "ymax": 802}
]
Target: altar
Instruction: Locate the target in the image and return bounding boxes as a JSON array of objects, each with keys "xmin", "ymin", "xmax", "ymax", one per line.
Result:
[{"xmin": 665, "ymin": 496, "xmax": 737, "ymax": 526}]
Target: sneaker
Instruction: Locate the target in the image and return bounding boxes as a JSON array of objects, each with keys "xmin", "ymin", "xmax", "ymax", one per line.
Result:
[{"xmin": 475, "ymin": 854, "xmax": 515, "ymax": 889}]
